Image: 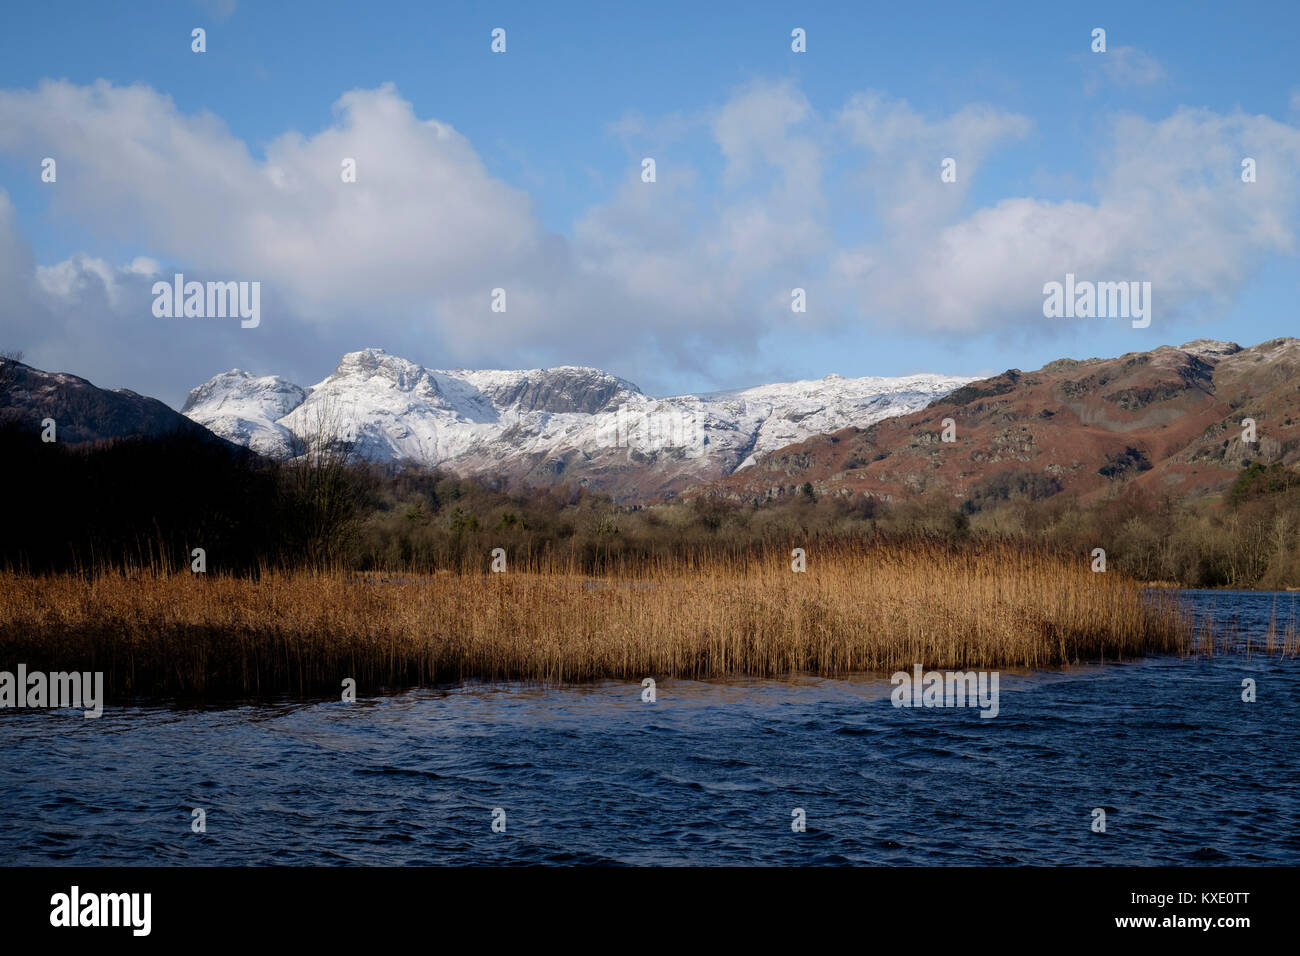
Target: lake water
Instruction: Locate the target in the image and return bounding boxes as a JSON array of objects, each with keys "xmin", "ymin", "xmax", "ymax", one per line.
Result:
[{"xmin": 2, "ymin": 589, "xmax": 1298, "ymax": 865}]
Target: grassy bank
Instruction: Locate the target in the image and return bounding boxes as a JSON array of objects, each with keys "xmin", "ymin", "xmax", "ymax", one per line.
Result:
[{"xmin": 0, "ymin": 540, "xmax": 1202, "ymax": 699}]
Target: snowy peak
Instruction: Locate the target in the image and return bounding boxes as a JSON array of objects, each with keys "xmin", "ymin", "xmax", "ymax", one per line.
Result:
[
  {"xmin": 329, "ymin": 348, "xmax": 440, "ymax": 394},
  {"xmin": 183, "ymin": 350, "xmax": 974, "ymax": 500},
  {"xmin": 1177, "ymin": 339, "xmax": 1242, "ymax": 358},
  {"xmin": 180, "ymin": 369, "xmax": 309, "ymax": 458},
  {"xmin": 464, "ymin": 366, "xmax": 642, "ymax": 415},
  {"xmin": 181, "ymin": 369, "xmax": 309, "ymax": 417}
]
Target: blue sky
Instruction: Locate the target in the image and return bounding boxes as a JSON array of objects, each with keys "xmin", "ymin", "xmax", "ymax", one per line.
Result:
[{"xmin": 1, "ymin": 0, "xmax": 1298, "ymax": 406}]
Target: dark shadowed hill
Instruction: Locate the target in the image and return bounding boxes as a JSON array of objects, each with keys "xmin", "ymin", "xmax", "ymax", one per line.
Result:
[{"xmin": 0, "ymin": 357, "xmax": 237, "ymax": 449}]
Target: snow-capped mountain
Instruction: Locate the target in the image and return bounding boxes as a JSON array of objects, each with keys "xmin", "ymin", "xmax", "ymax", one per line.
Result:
[
  {"xmin": 180, "ymin": 370, "xmax": 310, "ymax": 458},
  {"xmin": 182, "ymin": 349, "xmax": 973, "ymax": 499}
]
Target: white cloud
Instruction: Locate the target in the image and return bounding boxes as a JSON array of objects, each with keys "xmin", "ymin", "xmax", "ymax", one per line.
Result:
[
  {"xmin": 0, "ymin": 80, "xmax": 825, "ymax": 396},
  {"xmin": 0, "ymin": 81, "xmax": 542, "ymax": 317},
  {"xmin": 835, "ymin": 107, "xmax": 1300, "ymax": 332},
  {"xmin": 1086, "ymin": 46, "xmax": 1169, "ymax": 92},
  {"xmin": 0, "ymin": 78, "xmax": 1296, "ymax": 405},
  {"xmin": 713, "ymin": 79, "xmax": 822, "ymax": 189},
  {"xmin": 838, "ymin": 92, "xmax": 1031, "ymax": 230}
]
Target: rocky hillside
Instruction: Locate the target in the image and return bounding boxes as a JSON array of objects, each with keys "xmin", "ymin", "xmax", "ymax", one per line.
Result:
[
  {"xmin": 694, "ymin": 338, "xmax": 1300, "ymax": 506},
  {"xmin": 0, "ymin": 357, "xmax": 234, "ymax": 449}
]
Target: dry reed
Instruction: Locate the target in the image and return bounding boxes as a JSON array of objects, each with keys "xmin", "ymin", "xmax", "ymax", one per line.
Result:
[{"xmin": 0, "ymin": 539, "xmax": 1195, "ymax": 699}]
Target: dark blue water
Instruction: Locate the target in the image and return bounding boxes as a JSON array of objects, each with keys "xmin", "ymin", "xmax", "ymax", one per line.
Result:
[{"xmin": 2, "ymin": 590, "xmax": 1298, "ymax": 865}]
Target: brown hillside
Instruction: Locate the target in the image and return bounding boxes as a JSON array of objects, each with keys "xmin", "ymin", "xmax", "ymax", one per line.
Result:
[{"xmin": 691, "ymin": 338, "xmax": 1300, "ymax": 506}]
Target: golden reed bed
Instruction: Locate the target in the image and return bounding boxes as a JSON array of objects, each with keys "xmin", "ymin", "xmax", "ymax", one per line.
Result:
[{"xmin": 0, "ymin": 540, "xmax": 1194, "ymax": 698}]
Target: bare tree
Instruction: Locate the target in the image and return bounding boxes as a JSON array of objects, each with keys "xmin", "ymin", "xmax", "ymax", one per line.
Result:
[
  {"xmin": 0, "ymin": 350, "xmax": 26, "ymax": 432},
  {"xmin": 284, "ymin": 395, "xmax": 365, "ymax": 568},
  {"xmin": 0, "ymin": 349, "xmax": 24, "ymax": 398}
]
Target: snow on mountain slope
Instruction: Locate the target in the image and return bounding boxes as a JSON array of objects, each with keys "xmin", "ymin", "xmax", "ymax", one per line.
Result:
[
  {"xmin": 179, "ymin": 370, "xmax": 309, "ymax": 457},
  {"xmin": 700, "ymin": 373, "xmax": 981, "ymax": 468},
  {"xmin": 182, "ymin": 348, "xmax": 973, "ymax": 498}
]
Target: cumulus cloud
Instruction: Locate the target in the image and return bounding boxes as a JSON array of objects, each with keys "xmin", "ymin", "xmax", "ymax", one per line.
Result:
[
  {"xmin": 838, "ymin": 92, "xmax": 1031, "ymax": 231},
  {"xmin": 0, "ymin": 191, "xmax": 349, "ymax": 403},
  {"xmin": 0, "ymin": 78, "xmax": 839, "ymax": 398},
  {"xmin": 0, "ymin": 81, "xmax": 666, "ymax": 396},
  {"xmin": 0, "ymin": 81, "xmax": 543, "ymax": 315},
  {"xmin": 0, "ymin": 78, "xmax": 1296, "ymax": 405},
  {"xmin": 834, "ymin": 107, "xmax": 1300, "ymax": 332}
]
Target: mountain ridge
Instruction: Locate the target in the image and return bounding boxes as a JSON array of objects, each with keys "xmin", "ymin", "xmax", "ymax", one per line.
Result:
[
  {"xmin": 13, "ymin": 336, "xmax": 1292, "ymax": 511},
  {"xmin": 0, "ymin": 358, "xmax": 239, "ymax": 450},
  {"xmin": 181, "ymin": 348, "xmax": 975, "ymax": 501},
  {"xmin": 692, "ymin": 337, "xmax": 1300, "ymax": 507}
]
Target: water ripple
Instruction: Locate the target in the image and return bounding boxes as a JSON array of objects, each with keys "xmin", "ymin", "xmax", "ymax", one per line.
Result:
[{"xmin": 1, "ymin": 590, "xmax": 1297, "ymax": 865}]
